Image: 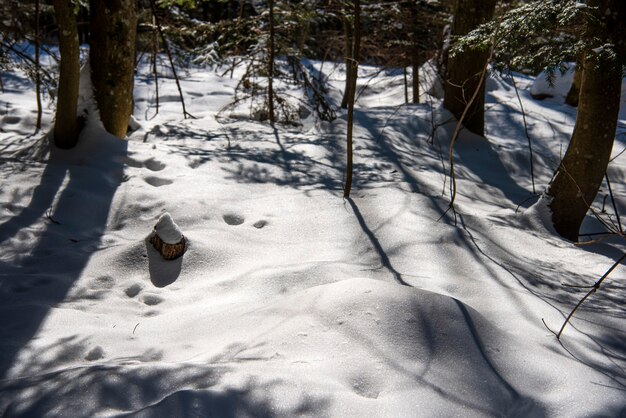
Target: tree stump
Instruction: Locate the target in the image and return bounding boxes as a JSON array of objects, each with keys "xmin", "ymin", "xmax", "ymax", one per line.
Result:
[{"xmin": 150, "ymin": 212, "xmax": 185, "ymax": 260}]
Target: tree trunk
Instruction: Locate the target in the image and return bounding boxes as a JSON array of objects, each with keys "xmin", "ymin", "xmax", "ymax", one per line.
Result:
[
  {"xmin": 89, "ymin": 0, "xmax": 137, "ymax": 138},
  {"xmin": 268, "ymin": 0, "xmax": 275, "ymax": 125},
  {"xmin": 443, "ymin": 0, "xmax": 496, "ymax": 136},
  {"xmin": 341, "ymin": 15, "xmax": 353, "ymax": 109},
  {"xmin": 565, "ymin": 61, "xmax": 582, "ymax": 107},
  {"xmin": 53, "ymin": 0, "xmax": 81, "ymax": 149},
  {"xmin": 344, "ymin": 0, "xmax": 360, "ymax": 198},
  {"xmin": 411, "ymin": 55, "xmax": 419, "ymax": 104},
  {"xmin": 151, "ymin": 12, "xmax": 159, "ymax": 115},
  {"xmin": 35, "ymin": 0, "xmax": 42, "ymax": 131},
  {"xmin": 547, "ymin": 0, "xmax": 625, "ymax": 241}
]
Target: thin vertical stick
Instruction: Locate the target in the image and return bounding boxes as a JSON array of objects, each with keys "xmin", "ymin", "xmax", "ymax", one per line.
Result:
[
  {"xmin": 403, "ymin": 66, "xmax": 409, "ymax": 104},
  {"xmin": 35, "ymin": 0, "xmax": 42, "ymax": 130},
  {"xmin": 344, "ymin": 0, "xmax": 360, "ymax": 198},
  {"xmin": 556, "ymin": 252, "xmax": 626, "ymax": 339},
  {"xmin": 442, "ymin": 13, "xmax": 504, "ymax": 222},
  {"xmin": 149, "ymin": 0, "xmax": 193, "ymax": 119},
  {"xmin": 510, "ymin": 73, "xmax": 535, "ymax": 194},
  {"xmin": 268, "ymin": 0, "xmax": 275, "ymax": 125},
  {"xmin": 152, "ymin": 12, "xmax": 159, "ymax": 115},
  {"xmin": 605, "ymin": 172, "xmax": 623, "ymax": 234}
]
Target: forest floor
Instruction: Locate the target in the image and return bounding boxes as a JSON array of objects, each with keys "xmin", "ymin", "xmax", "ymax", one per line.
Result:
[{"xmin": 0, "ymin": 53, "xmax": 625, "ymax": 417}]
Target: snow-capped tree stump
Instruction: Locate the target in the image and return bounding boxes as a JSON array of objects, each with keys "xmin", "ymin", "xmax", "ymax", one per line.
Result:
[{"xmin": 150, "ymin": 213, "xmax": 185, "ymax": 260}]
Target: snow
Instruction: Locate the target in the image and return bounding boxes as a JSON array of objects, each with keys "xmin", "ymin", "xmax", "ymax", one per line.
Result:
[
  {"xmin": 153, "ymin": 212, "xmax": 183, "ymax": 244},
  {"xmin": 530, "ymin": 63, "xmax": 576, "ymax": 102},
  {"xmin": 1, "ymin": 52, "xmax": 626, "ymax": 417}
]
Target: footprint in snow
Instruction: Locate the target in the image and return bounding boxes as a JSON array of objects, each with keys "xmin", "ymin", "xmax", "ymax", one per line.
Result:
[
  {"xmin": 84, "ymin": 346, "xmax": 105, "ymax": 361},
  {"xmin": 2, "ymin": 115, "xmax": 20, "ymax": 125},
  {"xmin": 144, "ymin": 158, "xmax": 166, "ymax": 172},
  {"xmin": 253, "ymin": 220, "xmax": 268, "ymax": 229},
  {"xmin": 125, "ymin": 283, "xmax": 143, "ymax": 298},
  {"xmin": 223, "ymin": 213, "xmax": 245, "ymax": 226},
  {"xmin": 142, "ymin": 294, "xmax": 163, "ymax": 306},
  {"xmin": 144, "ymin": 176, "xmax": 173, "ymax": 187}
]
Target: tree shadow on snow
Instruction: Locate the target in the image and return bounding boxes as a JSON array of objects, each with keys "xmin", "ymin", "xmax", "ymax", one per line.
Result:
[
  {"xmin": 146, "ymin": 236, "xmax": 183, "ymax": 288},
  {"xmin": 0, "ymin": 347, "xmax": 330, "ymax": 417},
  {"xmin": 0, "ymin": 132, "xmax": 126, "ymax": 380}
]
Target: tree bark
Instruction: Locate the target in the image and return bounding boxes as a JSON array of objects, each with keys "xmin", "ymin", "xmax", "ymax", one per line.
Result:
[
  {"xmin": 89, "ymin": 0, "xmax": 137, "ymax": 138},
  {"xmin": 547, "ymin": 0, "xmax": 625, "ymax": 241},
  {"xmin": 443, "ymin": 0, "xmax": 496, "ymax": 136},
  {"xmin": 344, "ymin": 0, "xmax": 360, "ymax": 198},
  {"xmin": 268, "ymin": 0, "xmax": 275, "ymax": 125},
  {"xmin": 53, "ymin": 0, "xmax": 81, "ymax": 149},
  {"xmin": 411, "ymin": 55, "xmax": 419, "ymax": 104},
  {"xmin": 35, "ymin": 0, "xmax": 42, "ymax": 131},
  {"xmin": 341, "ymin": 15, "xmax": 353, "ymax": 109},
  {"xmin": 565, "ymin": 62, "xmax": 582, "ymax": 107}
]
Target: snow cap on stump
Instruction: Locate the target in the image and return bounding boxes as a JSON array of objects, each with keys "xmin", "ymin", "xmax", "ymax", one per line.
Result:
[{"xmin": 150, "ymin": 212, "xmax": 185, "ymax": 260}]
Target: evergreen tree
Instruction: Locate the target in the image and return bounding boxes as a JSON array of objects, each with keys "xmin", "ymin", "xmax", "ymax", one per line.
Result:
[{"xmin": 547, "ymin": 0, "xmax": 626, "ymax": 241}]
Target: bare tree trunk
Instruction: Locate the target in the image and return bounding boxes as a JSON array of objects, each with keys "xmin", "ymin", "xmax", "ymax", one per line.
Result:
[
  {"xmin": 403, "ymin": 66, "xmax": 409, "ymax": 104},
  {"xmin": 344, "ymin": 0, "xmax": 360, "ymax": 199},
  {"xmin": 547, "ymin": 0, "xmax": 625, "ymax": 241},
  {"xmin": 151, "ymin": 12, "xmax": 159, "ymax": 115},
  {"xmin": 268, "ymin": 0, "xmax": 275, "ymax": 125},
  {"xmin": 341, "ymin": 15, "xmax": 353, "ymax": 109},
  {"xmin": 411, "ymin": 55, "xmax": 419, "ymax": 104},
  {"xmin": 34, "ymin": 0, "xmax": 42, "ymax": 131},
  {"xmin": 443, "ymin": 0, "xmax": 496, "ymax": 136},
  {"xmin": 53, "ymin": 0, "xmax": 81, "ymax": 149},
  {"xmin": 149, "ymin": 0, "xmax": 191, "ymax": 119},
  {"xmin": 89, "ymin": 0, "xmax": 137, "ymax": 138}
]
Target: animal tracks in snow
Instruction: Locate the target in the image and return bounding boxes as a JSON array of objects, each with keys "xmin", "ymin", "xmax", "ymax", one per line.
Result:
[
  {"xmin": 144, "ymin": 176, "xmax": 173, "ymax": 187},
  {"xmin": 253, "ymin": 220, "xmax": 268, "ymax": 229},
  {"xmin": 123, "ymin": 156, "xmax": 166, "ymax": 172},
  {"xmin": 222, "ymin": 212, "xmax": 269, "ymax": 228},
  {"xmin": 125, "ymin": 283, "xmax": 143, "ymax": 298},
  {"xmin": 142, "ymin": 294, "xmax": 164, "ymax": 306},
  {"xmin": 222, "ymin": 213, "xmax": 245, "ymax": 226},
  {"xmin": 122, "ymin": 156, "xmax": 171, "ymax": 187},
  {"xmin": 144, "ymin": 158, "xmax": 166, "ymax": 172}
]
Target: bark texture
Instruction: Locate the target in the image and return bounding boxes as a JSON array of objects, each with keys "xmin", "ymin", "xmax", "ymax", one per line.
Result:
[
  {"xmin": 150, "ymin": 233, "xmax": 186, "ymax": 260},
  {"xmin": 53, "ymin": 0, "xmax": 81, "ymax": 149},
  {"xmin": 343, "ymin": 0, "xmax": 360, "ymax": 198},
  {"xmin": 443, "ymin": 0, "xmax": 496, "ymax": 136},
  {"xmin": 547, "ymin": 0, "xmax": 625, "ymax": 241},
  {"xmin": 89, "ymin": 0, "xmax": 137, "ymax": 138},
  {"xmin": 565, "ymin": 63, "xmax": 582, "ymax": 107},
  {"xmin": 268, "ymin": 0, "xmax": 275, "ymax": 124},
  {"xmin": 341, "ymin": 15, "xmax": 353, "ymax": 109}
]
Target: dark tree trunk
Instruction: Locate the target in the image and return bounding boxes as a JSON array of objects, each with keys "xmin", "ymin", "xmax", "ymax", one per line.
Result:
[
  {"xmin": 53, "ymin": 0, "xmax": 81, "ymax": 149},
  {"xmin": 268, "ymin": 0, "xmax": 275, "ymax": 125},
  {"xmin": 89, "ymin": 0, "xmax": 137, "ymax": 138},
  {"xmin": 35, "ymin": 0, "xmax": 42, "ymax": 130},
  {"xmin": 547, "ymin": 0, "xmax": 625, "ymax": 241},
  {"xmin": 151, "ymin": 12, "xmax": 159, "ymax": 115},
  {"xmin": 341, "ymin": 15, "xmax": 353, "ymax": 109},
  {"xmin": 565, "ymin": 62, "xmax": 582, "ymax": 107},
  {"xmin": 443, "ymin": 0, "xmax": 496, "ymax": 136},
  {"xmin": 344, "ymin": 0, "xmax": 360, "ymax": 198},
  {"xmin": 411, "ymin": 55, "xmax": 419, "ymax": 104}
]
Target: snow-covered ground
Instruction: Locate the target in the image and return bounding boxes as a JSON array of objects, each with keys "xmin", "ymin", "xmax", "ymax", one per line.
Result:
[{"xmin": 1, "ymin": 54, "xmax": 625, "ymax": 417}]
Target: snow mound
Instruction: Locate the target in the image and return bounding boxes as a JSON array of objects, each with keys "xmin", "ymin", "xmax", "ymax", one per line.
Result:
[
  {"xmin": 0, "ymin": 278, "xmax": 543, "ymax": 417},
  {"xmin": 530, "ymin": 64, "xmax": 575, "ymax": 102},
  {"xmin": 154, "ymin": 212, "xmax": 183, "ymax": 244}
]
